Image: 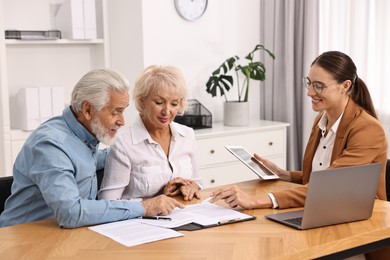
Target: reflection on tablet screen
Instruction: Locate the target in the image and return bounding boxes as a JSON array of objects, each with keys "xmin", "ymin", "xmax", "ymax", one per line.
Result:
[
  {"xmin": 248, "ymin": 158, "xmax": 275, "ymax": 176},
  {"xmin": 228, "ymin": 146, "xmax": 278, "ymax": 178}
]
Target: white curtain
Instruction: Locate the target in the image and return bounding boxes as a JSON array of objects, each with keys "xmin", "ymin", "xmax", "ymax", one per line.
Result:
[
  {"xmin": 260, "ymin": 0, "xmax": 320, "ymax": 170},
  {"xmin": 320, "ymin": 0, "xmax": 390, "ymax": 152}
]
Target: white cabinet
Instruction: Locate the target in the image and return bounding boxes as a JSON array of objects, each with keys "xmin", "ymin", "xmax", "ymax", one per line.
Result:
[
  {"xmin": 0, "ymin": 0, "xmax": 109, "ymax": 176},
  {"xmin": 195, "ymin": 120, "xmax": 289, "ymax": 188}
]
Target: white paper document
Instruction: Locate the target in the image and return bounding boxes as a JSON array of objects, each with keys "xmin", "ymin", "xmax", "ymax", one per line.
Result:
[
  {"xmin": 134, "ymin": 210, "xmax": 195, "ymax": 229},
  {"xmin": 176, "ymin": 202, "xmax": 253, "ymax": 226},
  {"xmin": 88, "ymin": 220, "xmax": 183, "ymax": 247},
  {"xmin": 135, "ymin": 202, "xmax": 254, "ymax": 228}
]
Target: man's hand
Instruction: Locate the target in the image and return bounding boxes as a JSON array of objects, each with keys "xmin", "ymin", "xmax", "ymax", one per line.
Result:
[{"xmin": 141, "ymin": 195, "xmax": 185, "ymax": 216}]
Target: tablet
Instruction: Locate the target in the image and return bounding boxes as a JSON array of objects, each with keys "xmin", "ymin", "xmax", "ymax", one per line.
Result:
[{"xmin": 225, "ymin": 145, "xmax": 279, "ymax": 180}]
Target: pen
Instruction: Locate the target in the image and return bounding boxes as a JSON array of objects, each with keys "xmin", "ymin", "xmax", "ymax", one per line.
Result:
[
  {"xmin": 202, "ymin": 196, "xmax": 214, "ymax": 203},
  {"xmin": 139, "ymin": 216, "xmax": 172, "ymax": 221},
  {"xmin": 218, "ymin": 218, "xmax": 241, "ymax": 225}
]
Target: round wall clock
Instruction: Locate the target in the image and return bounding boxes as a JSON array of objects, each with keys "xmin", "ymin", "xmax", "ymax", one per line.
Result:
[{"xmin": 174, "ymin": 0, "xmax": 208, "ymax": 21}]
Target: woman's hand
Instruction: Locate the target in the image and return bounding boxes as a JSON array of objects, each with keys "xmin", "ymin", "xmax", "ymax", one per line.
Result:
[
  {"xmin": 253, "ymin": 153, "xmax": 291, "ymax": 181},
  {"xmin": 180, "ymin": 182, "xmax": 201, "ymax": 201},
  {"xmin": 210, "ymin": 185, "xmax": 272, "ymax": 209},
  {"xmin": 163, "ymin": 177, "xmax": 200, "ymax": 201}
]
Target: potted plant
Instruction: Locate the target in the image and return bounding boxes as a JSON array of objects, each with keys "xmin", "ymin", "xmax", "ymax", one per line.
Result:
[{"xmin": 206, "ymin": 44, "xmax": 275, "ymax": 126}]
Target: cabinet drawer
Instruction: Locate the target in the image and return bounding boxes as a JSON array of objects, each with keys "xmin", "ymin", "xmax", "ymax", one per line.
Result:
[
  {"xmin": 200, "ymin": 162, "xmax": 257, "ymax": 189},
  {"xmin": 196, "ymin": 129, "xmax": 285, "ymax": 167},
  {"xmin": 199, "ymin": 156, "xmax": 284, "ymax": 188}
]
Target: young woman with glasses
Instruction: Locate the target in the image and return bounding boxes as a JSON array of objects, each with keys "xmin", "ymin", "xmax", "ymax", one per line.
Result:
[{"xmin": 210, "ymin": 50, "xmax": 387, "ymax": 209}]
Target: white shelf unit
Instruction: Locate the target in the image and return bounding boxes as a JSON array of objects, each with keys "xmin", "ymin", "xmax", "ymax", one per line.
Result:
[
  {"xmin": 195, "ymin": 120, "xmax": 289, "ymax": 188},
  {"xmin": 0, "ymin": 0, "xmax": 109, "ymax": 177},
  {"xmin": 5, "ymin": 39, "xmax": 105, "ymax": 45}
]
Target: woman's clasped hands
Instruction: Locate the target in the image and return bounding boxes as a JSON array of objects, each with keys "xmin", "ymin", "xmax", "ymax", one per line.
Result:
[{"xmin": 163, "ymin": 177, "xmax": 201, "ymax": 201}]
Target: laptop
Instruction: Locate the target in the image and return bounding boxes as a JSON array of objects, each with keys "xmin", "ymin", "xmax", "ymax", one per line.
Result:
[{"xmin": 265, "ymin": 163, "xmax": 382, "ymax": 230}]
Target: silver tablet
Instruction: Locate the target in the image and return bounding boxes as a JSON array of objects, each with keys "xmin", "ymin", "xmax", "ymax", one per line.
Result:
[{"xmin": 225, "ymin": 145, "xmax": 279, "ymax": 180}]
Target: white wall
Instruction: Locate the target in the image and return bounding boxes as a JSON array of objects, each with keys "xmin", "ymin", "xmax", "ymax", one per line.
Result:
[{"xmin": 108, "ymin": 0, "xmax": 262, "ymax": 126}]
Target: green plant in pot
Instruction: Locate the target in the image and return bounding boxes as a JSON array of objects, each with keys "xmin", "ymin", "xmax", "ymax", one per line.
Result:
[{"xmin": 206, "ymin": 44, "xmax": 275, "ymax": 126}]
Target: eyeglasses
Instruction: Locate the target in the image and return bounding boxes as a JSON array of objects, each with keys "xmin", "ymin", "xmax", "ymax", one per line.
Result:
[{"xmin": 302, "ymin": 77, "xmax": 339, "ymax": 94}]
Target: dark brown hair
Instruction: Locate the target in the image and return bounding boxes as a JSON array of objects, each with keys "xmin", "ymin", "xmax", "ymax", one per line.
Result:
[{"xmin": 312, "ymin": 51, "xmax": 377, "ymax": 119}]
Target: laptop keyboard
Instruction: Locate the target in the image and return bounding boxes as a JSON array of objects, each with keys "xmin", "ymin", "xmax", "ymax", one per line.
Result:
[{"xmin": 284, "ymin": 217, "xmax": 302, "ymax": 226}]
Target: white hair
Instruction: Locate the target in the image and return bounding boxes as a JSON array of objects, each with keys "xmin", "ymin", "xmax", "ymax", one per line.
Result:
[{"xmin": 71, "ymin": 68, "xmax": 130, "ymax": 113}]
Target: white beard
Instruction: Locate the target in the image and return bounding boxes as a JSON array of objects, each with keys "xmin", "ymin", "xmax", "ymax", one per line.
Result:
[{"xmin": 91, "ymin": 117, "xmax": 118, "ymax": 146}]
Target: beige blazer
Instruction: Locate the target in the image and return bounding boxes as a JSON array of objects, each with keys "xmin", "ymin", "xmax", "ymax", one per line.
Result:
[{"xmin": 274, "ymin": 99, "xmax": 387, "ymax": 209}]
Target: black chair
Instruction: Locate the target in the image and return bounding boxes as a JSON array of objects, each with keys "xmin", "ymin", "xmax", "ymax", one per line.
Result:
[
  {"xmin": 0, "ymin": 176, "xmax": 13, "ymax": 214},
  {"xmin": 96, "ymin": 168, "xmax": 104, "ymax": 191},
  {"xmin": 386, "ymin": 159, "xmax": 390, "ymax": 201}
]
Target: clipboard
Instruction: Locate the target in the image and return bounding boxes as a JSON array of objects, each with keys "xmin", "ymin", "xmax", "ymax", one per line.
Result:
[
  {"xmin": 135, "ymin": 202, "xmax": 256, "ymax": 231},
  {"xmin": 173, "ymin": 215, "xmax": 256, "ymax": 231}
]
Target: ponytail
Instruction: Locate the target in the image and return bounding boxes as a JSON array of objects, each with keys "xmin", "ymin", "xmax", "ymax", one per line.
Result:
[{"xmin": 350, "ymin": 77, "xmax": 377, "ymax": 119}]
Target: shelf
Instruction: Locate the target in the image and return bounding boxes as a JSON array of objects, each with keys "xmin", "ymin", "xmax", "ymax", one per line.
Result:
[{"xmin": 5, "ymin": 39, "xmax": 104, "ymax": 45}]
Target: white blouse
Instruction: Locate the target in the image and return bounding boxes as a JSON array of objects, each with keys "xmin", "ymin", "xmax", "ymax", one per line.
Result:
[
  {"xmin": 312, "ymin": 112, "xmax": 343, "ymax": 172},
  {"xmin": 98, "ymin": 115, "xmax": 203, "ymax": 200}
]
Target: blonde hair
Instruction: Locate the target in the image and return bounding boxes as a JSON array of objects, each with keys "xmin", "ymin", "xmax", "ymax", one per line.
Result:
[{"xmin": 133, "ymin": 65, "xmax": 188, "ymax": 115}]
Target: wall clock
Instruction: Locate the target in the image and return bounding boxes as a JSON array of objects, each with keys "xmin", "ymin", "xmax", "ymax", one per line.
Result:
[{"xmin": 174, "ymin": 0, "xmax": 208, "ymax": 21}]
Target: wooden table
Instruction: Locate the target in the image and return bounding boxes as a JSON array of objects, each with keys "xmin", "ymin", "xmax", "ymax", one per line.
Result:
[{"xmin": 1, "ymin": 179, "xmax": 390, "ymax": 260}]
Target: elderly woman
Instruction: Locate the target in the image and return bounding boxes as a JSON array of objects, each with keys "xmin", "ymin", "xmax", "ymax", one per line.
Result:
[{"xmin": 99, "ymin": 65, "xmax": 203, "ymax": 202}]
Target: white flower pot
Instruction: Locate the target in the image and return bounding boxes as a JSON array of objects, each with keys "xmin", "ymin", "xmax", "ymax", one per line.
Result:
[{"xmin": 223, "ymin": 101, "xmax": 249, "ymax": 126}]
